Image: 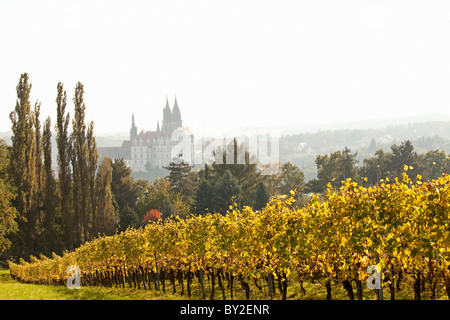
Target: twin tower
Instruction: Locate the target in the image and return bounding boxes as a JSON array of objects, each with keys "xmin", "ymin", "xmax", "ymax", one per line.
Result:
[{"xmin": 130, "ymin": 96, "xmax": 183, "ymax": 141}]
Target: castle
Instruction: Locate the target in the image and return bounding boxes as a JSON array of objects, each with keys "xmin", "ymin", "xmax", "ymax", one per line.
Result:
[{"xmin": 99, "ymin": 97, "xmax": 193, "ymax": 172}]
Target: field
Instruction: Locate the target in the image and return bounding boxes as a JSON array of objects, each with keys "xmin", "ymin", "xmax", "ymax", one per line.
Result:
[{"xmin": 0, "ymin": 269, "xmax": 175, "ymax": 300}]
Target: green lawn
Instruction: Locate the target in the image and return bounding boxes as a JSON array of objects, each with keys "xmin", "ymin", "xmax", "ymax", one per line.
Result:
[
  {"xmin": 0, "ymin": 268, "xmax": 447, "ymax": 300},
  {"xmin": 0, "ymin": 269, "xmax": 180, "ymax": 300}
]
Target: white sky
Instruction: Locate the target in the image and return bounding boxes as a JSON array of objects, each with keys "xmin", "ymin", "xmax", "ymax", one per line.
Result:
[{"xmin": 1, "ymin": 0, "xmax": 450, "ymax": 137}]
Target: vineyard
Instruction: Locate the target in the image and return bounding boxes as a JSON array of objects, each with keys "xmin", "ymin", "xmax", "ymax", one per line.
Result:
[{"xmin": 8, "ymin": 168, "xmax": 450, "ymax": 300}]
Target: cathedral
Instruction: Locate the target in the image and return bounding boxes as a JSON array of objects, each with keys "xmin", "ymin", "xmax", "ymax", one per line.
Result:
[{"xmin": 102, "ymin": 97, "xmax": 193, "ymax": 172}]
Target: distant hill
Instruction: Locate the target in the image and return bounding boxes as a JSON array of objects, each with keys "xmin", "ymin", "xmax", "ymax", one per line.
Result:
[
  {"xmin": 275, "ymin": 119, "xmax": 450, "ymax": 181},
  {"xmin": 94, "ymin": 133, "xmax": 128, "ymax": 148},
  {"xmin": 232, "ymin": 113, "xmax": 450, "ymax": 136}
]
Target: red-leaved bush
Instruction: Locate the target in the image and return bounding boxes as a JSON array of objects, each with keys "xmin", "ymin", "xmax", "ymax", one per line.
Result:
[{"xmin": 143, "ymin": 209, "xmax": 162, "ymax": 223}]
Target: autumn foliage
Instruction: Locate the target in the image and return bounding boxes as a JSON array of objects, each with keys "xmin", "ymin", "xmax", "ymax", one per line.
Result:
[
  {"xmin": 9, "ymin": 168, "xmax": 450, "ymax": 300},
  {"xmin": 143, "ymin": 209, "xmax": 162, "ymax": 223}
]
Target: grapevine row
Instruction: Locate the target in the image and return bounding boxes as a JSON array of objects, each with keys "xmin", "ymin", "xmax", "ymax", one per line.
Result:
[{"xmin": 9, "ymin": 169, "xmax": 450, "ymax": 300}]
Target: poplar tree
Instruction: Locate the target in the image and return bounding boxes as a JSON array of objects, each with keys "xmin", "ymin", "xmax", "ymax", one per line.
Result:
[
  {"xmin": 55, "ymin": 82, "xmax": 73, "ymax": 250},
  {"xmin": 33, "ymin": 102, "xmax": 44, "ymax": 242},
  {"xmin": 9, "ymin": 73, "xmax": 38, "ymax": 257},
  {"xmin": 71, "ymin": 82, "xmax": 89, "ymax": 245},
  {"xmin": 87, "ymin": 121, "xmax": 98, "ymax": 236},
  {"xmin": 42, "ymin": 117, "xmax": 59, "ymax": 254},
  {"xmin": 70, "ymin": 134, "xmax": 80, "ymax": 246}
]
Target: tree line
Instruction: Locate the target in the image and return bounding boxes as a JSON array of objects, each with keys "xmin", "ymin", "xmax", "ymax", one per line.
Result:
[
  {"xmin": 306, "ymin": 140, "xmax": 450, "ymax": 193},
  {"xmin": 3, "ymin": 73, "xmax": 118, "ymax": 259}
]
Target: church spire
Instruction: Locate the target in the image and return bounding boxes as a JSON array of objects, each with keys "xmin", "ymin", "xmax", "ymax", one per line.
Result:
[
  {"xmin": 130, "ymin": 113, "xmax": 137, "ymax": 141},
  {"xmin": 172, "ymin": 95, "xmax": 182, "ymax": 126},
  {"xmin": 157, "ymin": 120, "xmax": 160, "ymax": 132},
  {"xmin": 165, "ymin": 96, "xmax": 170, "ymax": 109},
  {"xmin": 163, "ymin": 95, "xmax": 171, "ymax": 122}
]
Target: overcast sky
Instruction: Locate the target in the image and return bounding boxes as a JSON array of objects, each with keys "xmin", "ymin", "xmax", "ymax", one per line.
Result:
[{"xmin": 1, "ymin": 0, "xmax": 450, "ymax": 137}]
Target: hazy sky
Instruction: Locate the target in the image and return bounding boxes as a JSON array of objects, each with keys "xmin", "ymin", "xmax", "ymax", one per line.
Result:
[{"xmin": 1, "ymin": 0, "xmax": 450, "ymax": 137}]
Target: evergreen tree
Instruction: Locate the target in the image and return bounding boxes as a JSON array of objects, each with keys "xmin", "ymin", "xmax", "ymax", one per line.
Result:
[
  {"xmin": 367, "ymin": 138, "xmax": 377, "ymax": 153},
  {"xmin": 389, "ymin": 140, "xmax": 418, "ymax": 178},
  {"xmin": 55, "ymin": 82, "xmax": 73, "ymax": 250},
  {"xmin": 195, "ymin": 180, "xmax": 214, "ymax": 215},
  {"xmin": 9, "ymin": 73, "xmax": 38, "ymax": 257},
  {"xmin": 118, "ymin": 205, "xmax": 138, "ymax": 230},
  {"xmin": 213, "ymin": 170, "xmax": 241, "ymax": 214},
  {"xmin": 163, "ymin": 154, "xmax": 195, "ymax": 200},
  {"xmin": 254, "ymin": 182, "xmax": 270, "ymax": 211},
  {"xmin": 210, "ymin": 138, "xmax": 260, "ymax": 207}
]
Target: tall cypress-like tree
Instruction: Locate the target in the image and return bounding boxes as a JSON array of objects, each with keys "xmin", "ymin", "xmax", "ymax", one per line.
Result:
[
  {"xmin": 87, "ymin": 121, "xmax": 98, "ymax": 236},
  {"xmin": 70, "ymin": 134, "xmax": 80, "ymax": 246},
  {"xmin": 71, "ymin": 82, "xmax": 89, "ymax": 246},
  {"xmin": 55, "ymin": 82, "xmax": 73, "ymax": 250},
  {"xmin": 9, "ymin": 73, "xmax": 38, "ymax": 257},
  {"xmin": 42, "ymin": 117, "xmax": 60, "ymax": 254},
  {"xmin": 33, "ymin": 101, "xmax": 44, "ymax": 228}
]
